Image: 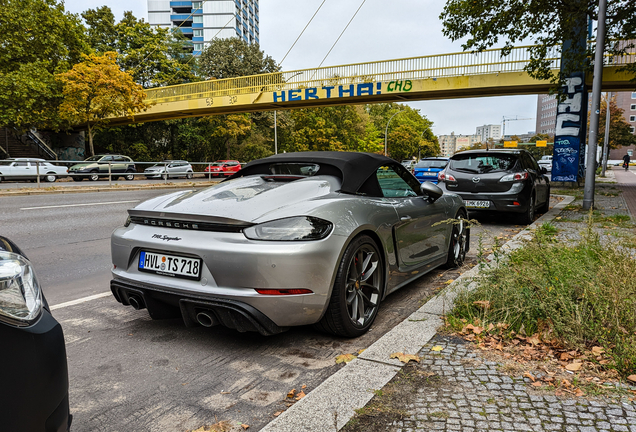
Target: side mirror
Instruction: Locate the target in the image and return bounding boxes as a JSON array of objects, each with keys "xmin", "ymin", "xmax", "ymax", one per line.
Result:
[{"xmin": 420, "ymin": 181, "xmax": 443, "ymax": 201}]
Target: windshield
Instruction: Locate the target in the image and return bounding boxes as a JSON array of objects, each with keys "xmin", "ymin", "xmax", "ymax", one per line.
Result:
[
  {"xmin": 415, "ymin": 160, "xmax": 448, "ymax": 169},
  {"xmin": 450, "ymin": 153, "xmax": 518, "ymax": 174},
  {"xmin": 84, "ymin": 156, "xmax": 102, "ymax": 162},
  {"xmin": 0, "ymin": 161, "xmax": 12, "ymax": 166}
]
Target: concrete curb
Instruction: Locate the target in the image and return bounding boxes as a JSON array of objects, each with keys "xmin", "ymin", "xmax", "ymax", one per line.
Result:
[{"xmin": 261, "ymin": 194, "xmax": 576, "ymax": 432}]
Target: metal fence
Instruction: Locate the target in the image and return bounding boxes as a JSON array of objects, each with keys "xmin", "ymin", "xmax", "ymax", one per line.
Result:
[{"xmin": 0, "ymin": 159, "xmax": 240, "ymax": 189}]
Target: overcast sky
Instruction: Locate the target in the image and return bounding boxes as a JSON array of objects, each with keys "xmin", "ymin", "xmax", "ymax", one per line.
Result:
[{"xmin": 62, "ymin": 0, "xmax": 538, "ymax": 136}]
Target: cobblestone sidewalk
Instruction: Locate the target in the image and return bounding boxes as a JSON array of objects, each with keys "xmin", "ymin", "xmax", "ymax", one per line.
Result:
[{"xmin": 394, "ymin": 335, "xmax": 636, "ymax": 432}]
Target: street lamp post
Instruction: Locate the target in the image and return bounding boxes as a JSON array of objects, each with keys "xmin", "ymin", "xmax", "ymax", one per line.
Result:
[{"xmin": 384, "ymin": 110, "xmax": 403, "ymax": 157}]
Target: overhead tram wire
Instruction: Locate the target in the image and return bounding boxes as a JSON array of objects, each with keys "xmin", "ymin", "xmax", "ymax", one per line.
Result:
[
  {"xmin": 279, "ymin": 0, "xmax": 327, "ymax": 66},
  {"xmin": 315, "ymin": 0, "xmax": 367, "ymax": 70}
]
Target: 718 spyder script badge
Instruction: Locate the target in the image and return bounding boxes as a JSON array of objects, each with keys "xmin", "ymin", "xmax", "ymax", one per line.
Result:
[{"xmin": 152, "ymin": 234, "xmax": 182, "ymax": 242}]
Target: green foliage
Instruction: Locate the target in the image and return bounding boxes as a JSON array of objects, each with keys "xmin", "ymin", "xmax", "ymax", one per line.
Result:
[
  {"xmin": 0, "ymin": 0, "xmax": 88, "ymax": 130},
  {"xmin": 199, "ymin": 37, "xmax": 279, "ymax": 79},
  {"xmin": 440, "ymin": 0, "xmax": 636, "ymax": 85},
  {"xmin": 449, "ymin": 216, "xmax": 636, "ymax": 377},
  {"xmin": 590, "ymin": 95, "xmax": 636, "ymax": 150},
  {"xmin": 82, "ymin": 7, "xmax": 197, "ymax": 87}
]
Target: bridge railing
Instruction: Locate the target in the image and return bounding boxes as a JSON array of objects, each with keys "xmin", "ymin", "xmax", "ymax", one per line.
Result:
[
  {"xmin": 145, "ymin": 45, "xmax": 564, "ymax": 104},
  {"xmin": 145, "ymin": 44, "xmax": 634, "ymax": 105}
]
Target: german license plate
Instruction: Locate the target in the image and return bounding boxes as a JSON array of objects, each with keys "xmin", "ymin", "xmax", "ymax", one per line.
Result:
[
  {"xmin": 464, "ymin": 200, "xmax": 491, "ymax": 209},
  {"xmin": 138, "ymin": 251, "xmax": 202, "ymax": 280}
]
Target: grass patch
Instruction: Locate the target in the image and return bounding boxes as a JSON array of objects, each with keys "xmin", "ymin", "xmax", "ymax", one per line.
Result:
[{"xmin": 448, "ymin": 213, "xmax": 636, "ymax": 378}]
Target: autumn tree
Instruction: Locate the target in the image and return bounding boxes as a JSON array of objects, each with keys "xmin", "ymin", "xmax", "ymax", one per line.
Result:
[
  {"xmin": 57, "ymin": 52, "xmax": 150, "ymax": 156},
  {"xmin": 590, "ymin": 95, "xmax": 636, "ymax": 150},
  {"xmin": 440, "ymin": 0, "xmax": 636, "ymax": 85},
  {"xmin": 0, "ymin": 0, "xmax": 87, "ymax": 131}
]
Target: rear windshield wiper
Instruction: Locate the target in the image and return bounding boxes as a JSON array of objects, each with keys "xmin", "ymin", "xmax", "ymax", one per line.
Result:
[{"xmin": 453, "ymin": 167, "xmax": 479, "ymax": 173}]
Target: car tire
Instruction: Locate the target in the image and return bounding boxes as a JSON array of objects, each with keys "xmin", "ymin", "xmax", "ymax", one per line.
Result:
[
  {"xmin": 441, "ymin": 210, "xmax": 469, "ymax": 269},
  {"xmin": 520, "ymin": 192, "xmax": 536, "ymax": 224},
  {"xmin": 315, "ymin": 235, "xmax": 383, "ymax": 338},
  {"xmin": 44, "ymin": 173, "xmax": 56, "ymax": 183},
  {"xmin": 89, "ymin": 172, "xmax": 100, "ymax": 182},
  {"xmin": 537, "ymin": 186, "xmax": 550, "ymax": 214},
  {"xmin": 72, "ymin": 176, "xmax": 82, "ymax": 182},
  {"xmin": 125, "ymin": 170, "xmax": 135, "ymax": 181},
  {"xmin": 186, "ymin": 171, "xmax": 193, "ymax": 179}
]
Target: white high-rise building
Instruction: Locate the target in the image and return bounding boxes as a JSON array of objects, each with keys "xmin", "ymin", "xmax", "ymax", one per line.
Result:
[
  {"xmin": 475, "ymin": 124, "xmax": 502, "ymax": 142},
  {"xmin": 148, "ymin": 0, "xmax": 260, "ymax": 55}
]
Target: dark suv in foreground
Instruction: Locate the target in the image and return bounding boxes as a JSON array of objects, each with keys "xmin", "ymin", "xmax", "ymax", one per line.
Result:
[
  {"xmin": 69, "ymin": 154, "xmax": 136, "ymax": 181},
  {"xmin": 438, "ymin": 149, "xmax": 550, "ymax": 224}
]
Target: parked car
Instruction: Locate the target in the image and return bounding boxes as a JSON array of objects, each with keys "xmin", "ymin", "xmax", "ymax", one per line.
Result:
[
  {"xmin": 437, "ymin": 149, "xmax": 550, "ymax": 224},
  {"xmin": 401, "ymin": 159, "xmax": 416, "ymax": 171},
  {"xmin": 413, "ymin": 157, "xmax": 450, "ymax": 184},
  {"xmin": 68, "ymin": 154, "xmax": 136, "ymax": 181},
  {"xmin": 538, "ymin": 155, "xmax": 552, "ymax": 172},
  {"xmin": 204, "ymin": 160, "xmax": 242, "ymax": 177},
  {"xmin": 110, "ymin": 152, "xmax": 469, "ymax": 338},
  {"xmin": 144, "ymin": 160, "xmax": 194, "ymax": 179},
  {"xmin": 0, "ymin": 236, "xmax": 72, "ymax": 432},
  {"xmin": 0, "ymin": 158, "xmax": 68, "ymax": 182}
]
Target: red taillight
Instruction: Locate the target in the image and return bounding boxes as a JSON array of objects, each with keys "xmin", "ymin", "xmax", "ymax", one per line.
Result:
[
  {"xmin": 255, "ymin": 289, "xmax": 313, "ymax": 295},
  {"xmin": 438, "ymin": 171, "xmax": 456, "ymax": 182},
  {"xmin": 513, "ymin": 172, "xmax": 529, "ymax": 181}
]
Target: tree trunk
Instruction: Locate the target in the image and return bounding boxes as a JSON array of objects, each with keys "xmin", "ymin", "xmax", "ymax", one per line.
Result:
[
  {"xmin": 226, "ymin": 139, "xmax": 230, "ymax": 159},
  {"xmin": 87, "ymin": 123, "xmax": 95, "ymax": 157}
]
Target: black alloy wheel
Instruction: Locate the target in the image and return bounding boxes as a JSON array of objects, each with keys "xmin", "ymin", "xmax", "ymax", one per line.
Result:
[
  {"xmin": 316, "ymin": 235, "xmax": 383, "ymax": 337},
  {"xmin": 125, "ymin": 170, "xmax": 135, "ymax": 181},
  {"xmin": 186, "ymin": 172, "xmax": 193, "ymax": 179},
  {"xmin": 442, "ymin": 210, "xmax": 469, "ymax": 269}
]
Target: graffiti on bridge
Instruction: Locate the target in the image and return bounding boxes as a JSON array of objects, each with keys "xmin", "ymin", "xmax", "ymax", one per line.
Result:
[{"xmin": 272, "ymin": 80, "xmax": 413, "ymax": 103}]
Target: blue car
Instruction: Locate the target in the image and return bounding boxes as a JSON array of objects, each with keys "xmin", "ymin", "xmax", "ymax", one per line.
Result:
[{"xmin": 413, "ymin": 157, "xmax": 450, "ymax": 184}]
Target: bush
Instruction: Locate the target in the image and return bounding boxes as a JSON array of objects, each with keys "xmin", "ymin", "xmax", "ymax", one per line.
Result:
[{"xmin": 449, "ymin": 219, "xmax": 636, "ymax": 376}]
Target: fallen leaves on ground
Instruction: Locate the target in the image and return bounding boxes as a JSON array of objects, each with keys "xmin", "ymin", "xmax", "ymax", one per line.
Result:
[
  {"xmin": 335, "ymin": 353, "xmax": 356, "ymax": 364},
  {"xmin": 286, "ymin": 388, "xmax": 296, "ymax": 399},
  {"xmin": 430, "ymin": 346, "xmax": 444, "ymax": 352},
  {"xmin": 295, "ymin": 391, "xmax": 306, "ymax": 401},
  {"xmin": 446, "ymin": 318, "xmax": 634, "ymax": 396},
  {"xmin": 390, "ymin": 352, "xmax": 421, "ymax": 363},
  {"xmin": 240, "ymin": 424, "xmax": 249, "ymax": 430},
  {"xmin": 189, "ymin": 420, "xmax": 233, "ymax": 432}
]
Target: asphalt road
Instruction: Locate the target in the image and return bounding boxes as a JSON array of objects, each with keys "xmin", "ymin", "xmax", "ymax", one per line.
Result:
[
  {"xmin": 0, "ymin": 174, "xmax": 221, "ymax": 190},
  {"xmin": 0, "ymin": 188, "xmax": 528, "ymax": 432}
]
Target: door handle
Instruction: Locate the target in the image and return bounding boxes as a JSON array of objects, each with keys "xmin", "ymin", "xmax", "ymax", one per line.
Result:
[{"xmin": 400, "ymin": 216, "xmax": 412, "ymax": 221}]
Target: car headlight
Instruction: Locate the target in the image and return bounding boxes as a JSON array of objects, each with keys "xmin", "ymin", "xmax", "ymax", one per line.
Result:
[
  {"xmin": 0, "ymin": 252, "xmax": 42, "ymax": 325},
  {"xmin": 243, "ymin": 216, "xmax": 333, "ymax": 241}
]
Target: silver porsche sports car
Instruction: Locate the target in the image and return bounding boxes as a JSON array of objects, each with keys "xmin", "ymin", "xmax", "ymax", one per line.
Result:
[{"xmin": 110, "ymin": 152, "xmax": 469, "ymax": 337}]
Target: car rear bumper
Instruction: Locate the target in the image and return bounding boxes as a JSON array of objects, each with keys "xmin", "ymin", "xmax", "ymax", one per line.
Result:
[
  {"xmin": 0, "ymin": 310, "xmax": 71, "ymax": 432},
  {"xmin": 440, "ymin": 183, "xmax": 531, "ymax": 213},
  {"xmin": 111, "ymin": 225, "xmax": 349, "ymax": 330}
]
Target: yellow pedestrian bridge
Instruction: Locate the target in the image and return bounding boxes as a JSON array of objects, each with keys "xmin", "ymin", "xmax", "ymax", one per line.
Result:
[{"xmin": 107, "ymin": 45, "xmax": 636, "ymax": 126}]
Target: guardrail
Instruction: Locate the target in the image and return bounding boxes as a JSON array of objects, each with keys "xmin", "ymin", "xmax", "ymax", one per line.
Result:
[{"xmin": 0, "ymin": 159, "xmax": 246, "ymax": 188}]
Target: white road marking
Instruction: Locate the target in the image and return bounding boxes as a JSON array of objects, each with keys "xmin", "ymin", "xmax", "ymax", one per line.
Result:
[
  {"xmin": 50, "ymin": 292, "xmax": 112, "ymax": 310},
  {"xmin": 21, "ymin": 200, "xmax": 139, "ymax": 210}
]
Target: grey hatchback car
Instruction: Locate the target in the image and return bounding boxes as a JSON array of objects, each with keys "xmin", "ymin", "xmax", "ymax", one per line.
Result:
[
  {"xmin": 110, "ymin": 152, "xmax": 469, "ymax": 338},
  {"xmin": 69, "ymin": 154, "xmax": 136, "ymax": 181},
  {"xmin": 144, "ymin": 160, "xmax": 194, "ymax": 179}
]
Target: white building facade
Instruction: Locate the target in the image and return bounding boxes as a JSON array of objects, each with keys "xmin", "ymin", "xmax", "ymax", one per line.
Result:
[
  {"xmin": 148, "ymin": 0, "xmax": 260, "ymax": 55},
  {"xmin": 438, "ymin": 133, "xmax": 482, "ymax": 157},
  {"xmin": 475, "ymin": 124, "xmax": 502, "ymax": 142}
]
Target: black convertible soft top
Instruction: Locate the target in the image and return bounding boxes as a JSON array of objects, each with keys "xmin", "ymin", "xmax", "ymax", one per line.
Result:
[{"xmin": 230, "ymin": 151, "xmax": 397, "ymax": 194}]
